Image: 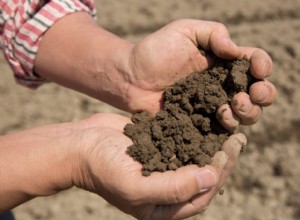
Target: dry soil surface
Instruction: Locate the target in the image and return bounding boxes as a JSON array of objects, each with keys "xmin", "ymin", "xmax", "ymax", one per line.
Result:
[{"xmin": 1, "ymin": 0, "xmax": 300, "ymax": 219}]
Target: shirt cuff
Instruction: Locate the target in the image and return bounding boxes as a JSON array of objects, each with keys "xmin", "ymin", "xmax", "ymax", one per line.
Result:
[{"xmin": 2, "ymin": 0, "xmax": 96, "ymax": 88}]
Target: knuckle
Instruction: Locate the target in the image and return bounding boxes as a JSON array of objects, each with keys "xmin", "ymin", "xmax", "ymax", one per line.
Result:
[
  {"xmin": 215, "ymin": 22, "xmax": 227, "ymax": 31},
  {"xmin": 210, "ymin": 22, "xmax": 228, "ymax": 35},
  {"xmin": 173, "ymin": 18, "xmax": 190, "ymax": 24},
  {"xmin": 170, "ymin": 18, "xmax": 194, "ymax": 29}
]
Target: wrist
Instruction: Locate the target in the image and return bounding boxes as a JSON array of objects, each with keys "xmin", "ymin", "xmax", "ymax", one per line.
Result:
[
  {"xmin": 87, "ymin": 33, "xmax": 135, "ymax": 111},
  {"xmin": 0, "ymin": 125, "xmax": 76, "ymax": 211},
  {"xmin": 34, "ymin": 12, "xmax": 135, "ymax": 111}
]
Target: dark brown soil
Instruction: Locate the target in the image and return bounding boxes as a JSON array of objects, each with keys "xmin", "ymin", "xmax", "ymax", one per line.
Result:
[{"xmin": 124, "ymin": 57, "xmax": 254, "ymax": 176}]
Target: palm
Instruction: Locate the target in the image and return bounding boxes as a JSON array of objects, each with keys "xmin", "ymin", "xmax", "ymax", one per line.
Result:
[
  {"xmin": 131, "ymin": 28, "xmax": 207, "ymax": 89},
  {"xmin": 128, "ymin": 22, "xmax": 209, "ymax": 114},
  {"xmin": 77, "ymin": 113, "xmax": 245, "ymax": 220}
]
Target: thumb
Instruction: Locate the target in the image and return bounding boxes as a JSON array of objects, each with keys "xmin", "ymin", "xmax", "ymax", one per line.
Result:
[
  {"xmin": 192, "ymin": 20, "xmax": 241, "ymax": 59},
  {"xmin": 137, "ymin": 165, "xmax": 219, "ymax": 205},
  {"xmin": 138, "ymin": 153, "xmax": 228, "ymax": 220}
]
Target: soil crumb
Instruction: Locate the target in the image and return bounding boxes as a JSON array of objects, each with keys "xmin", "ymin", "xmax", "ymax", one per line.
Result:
[{"xmin": 124, "ymin": 57, "xmax": 253, "ymax": 176}]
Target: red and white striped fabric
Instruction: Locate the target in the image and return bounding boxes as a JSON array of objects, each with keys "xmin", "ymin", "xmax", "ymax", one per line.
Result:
[{"xmin": 0, "ymin": 0, "xmax": 96, "ymax": 88}]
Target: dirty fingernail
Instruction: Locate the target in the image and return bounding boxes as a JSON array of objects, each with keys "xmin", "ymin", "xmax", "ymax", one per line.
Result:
[
  {"xmin": 232, "ymin": 133, "xmax": 247, "ymax": 149},
  {"xmin": 196, "ymin": 169, "xmax": 217, "ymax": 191},
  {"xmin": 217, "ymin": 105, "xmax": 239, "ymax": 131}
]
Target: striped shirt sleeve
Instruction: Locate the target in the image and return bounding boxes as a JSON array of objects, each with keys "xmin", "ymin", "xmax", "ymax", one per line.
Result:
[{"xmin": 0, "ymin": 0, "xmax": 96, "ymax": 88}]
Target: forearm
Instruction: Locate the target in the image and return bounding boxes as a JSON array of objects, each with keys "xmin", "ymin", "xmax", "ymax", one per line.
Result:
[
  {"xmin": 34, "ymin": 12, "xmax": 135, "ymax": 111},
  {"xmin": 0, "ymin": 125, "xmax": 76, "ymax": 212}
]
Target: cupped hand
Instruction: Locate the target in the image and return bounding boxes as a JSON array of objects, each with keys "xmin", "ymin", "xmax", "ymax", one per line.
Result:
[
  {"xmin": 126, "ymin": 19, "xmax": 276, "ymax": 130},
  {"xmin": 72, "ymin": 113, "xmax": 247, "ymax": 220}
]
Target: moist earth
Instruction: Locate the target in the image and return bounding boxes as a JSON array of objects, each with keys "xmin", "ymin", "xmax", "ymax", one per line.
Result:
[{"xmin": 124, "ymin": 57, "xmax": 254, "ymax": 176}]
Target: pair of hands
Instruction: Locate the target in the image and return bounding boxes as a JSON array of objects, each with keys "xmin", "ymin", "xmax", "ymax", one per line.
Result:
[
  {"xmin": 71, "ymin": 20, "xmax": 275, "ymax": 219},
  {"xmin": 33, "ymin": 15, "xmax": 276, "ymax": 219},
  {"xmin": 70, "ymin": 113, "xmax": 246, "ymax": 220}
]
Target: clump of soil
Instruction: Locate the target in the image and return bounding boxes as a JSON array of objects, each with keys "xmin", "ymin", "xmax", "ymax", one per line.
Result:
[{"xmin": 124, "ymin": 57, "xmax": 254, "ymax": 176}]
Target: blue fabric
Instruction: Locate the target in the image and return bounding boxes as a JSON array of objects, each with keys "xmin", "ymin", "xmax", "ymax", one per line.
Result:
[{"xmin": 0, "ymin": 212, "xmax": 15, "ymax": 220}]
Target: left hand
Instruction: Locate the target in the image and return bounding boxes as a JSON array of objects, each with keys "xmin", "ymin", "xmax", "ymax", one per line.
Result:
[
  {"xmin": 125, "ymin": 19, "xmax": 276, "ymax": 130},
  {"xmin": 72, "ymin": 113, "xmax": 246, "ymax": 220}
]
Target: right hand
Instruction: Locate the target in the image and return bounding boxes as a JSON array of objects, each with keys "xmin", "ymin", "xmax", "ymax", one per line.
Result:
[
  {"xmin": 72, "ymin": 113, "xmax": 247, "ymax": 220},
  {"xmin": 35, "ymin": 16, "xmax": 276, "ymax": 133},
  {"xmin": 126, "ymin": 19, "xmax": 276, "ymax": 131}
]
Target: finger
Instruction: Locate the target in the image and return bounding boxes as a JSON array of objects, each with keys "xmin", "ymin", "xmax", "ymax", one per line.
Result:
[
  {"xmin": 231, "ymin": 92, "xmax": 263, "ymax": 125},
  {"xmin": 210, "ymin": 151, "xmax": 228, "ymax": 170},
  {"xmin": 189, "ymin": 20, "xmax": 241, "ymax": 59},
  {"xmin": 137, "ymin": 165, "xmax": 219, "ymax": 205},
  {"xmin": 150, "ymin": 152, "xmax": 228, "ymax": 220},
  {"xmin": 249, "ymin": 80, "xmax": 277, "ymax": 106},
  {"xmin": 239, "ymin": 47, "xmax": 273, "ymax": 79},
  {"xmin": 221, "ymin": 133, "xmax": 247, "ymax": 174},
  {"xmin": 151, "ymin": 190, "xmax": 213, "ymax": 220},
  {"xmin": 216, "ymin": 104, "xmax": 240, "ymax": 132}
]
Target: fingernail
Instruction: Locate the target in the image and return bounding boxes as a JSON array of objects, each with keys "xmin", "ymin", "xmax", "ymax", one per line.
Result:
[
  {"xmin": 216, "ymin": 105, "xmax": 229, "ymax": 120},
  {"xmin": 196, "ymin": 169, "xmax": 217, "ymax": 192},
  {"xmin": 232, "ymin": 99, "xmax": 238, "ymax": 107}
]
